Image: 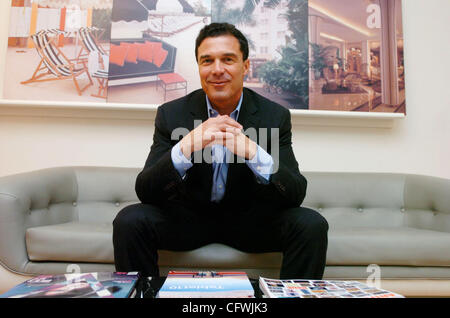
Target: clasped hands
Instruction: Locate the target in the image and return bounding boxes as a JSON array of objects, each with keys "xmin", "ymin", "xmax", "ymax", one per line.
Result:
[{"xmin": 180, "ymin": 115, "xmax": 257, "ymax": 161}]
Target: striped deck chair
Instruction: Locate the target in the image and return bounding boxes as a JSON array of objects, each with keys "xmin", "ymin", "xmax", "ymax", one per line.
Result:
[
  {"xmin": 87, "ymin": 51, "xmax": 109, "ymax": 99},
  {"xmin": 77, "ymin": 27, "xmax": 108, "ymax": 62},
  {"xmin": 86, "ymin": 37, "xmax": 109, "ymax": 99},
  {"xmin": 91, "ymin": 69, "xmax": 108, "ymax": 99},
  {"xmin": 21, "ymin": 30, "xmax": 93, "ymax": 96}
]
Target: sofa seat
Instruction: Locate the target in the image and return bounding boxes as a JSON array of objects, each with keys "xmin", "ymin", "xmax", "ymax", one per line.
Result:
[
  {"xmin": 25, "ymin": 221, "xmax": 450, "ymax": 269},
  {"xmin": 26, "ymin": 222, "xmax": 114, "ymax": 263},
  {"xmin": 327, "ymin": 227, "xmax": 450, "ymax": 266}
]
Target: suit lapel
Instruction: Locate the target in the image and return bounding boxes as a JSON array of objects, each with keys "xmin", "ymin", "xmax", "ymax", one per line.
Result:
[
  {"xmin": 188, "ymin": 90, "xmax": 208, "ymax": 130},
  {"xmin": 237, "ymin": 88, "xmax": 260, "ymax": 132},
  {"xmin": 186, "ymin": 90, "xmax": 212, "ymax": 200},
  {"xmin": 225, "ymin": 88, "xmax": 261, "ymax": 198}
]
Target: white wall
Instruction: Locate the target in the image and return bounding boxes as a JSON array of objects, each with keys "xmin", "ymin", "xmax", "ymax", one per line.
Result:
[{"xmin": 1, "ymin": 0, "xmax": 449, "ymax": 179}]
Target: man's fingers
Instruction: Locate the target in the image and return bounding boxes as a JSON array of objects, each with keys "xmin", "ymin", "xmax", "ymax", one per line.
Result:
[
  {"xmin": 223, "ymin": 116, "xmax": 243, "ymax": 130},
  {"xmin": 213, "ymin": 115, "xmax": 243, "ymax": 131},
  {"xmin": 209, "ymin": 131, "xmax": 236, "ymax": 143},
  {"xmin": 220, "ymin": 125, "xmax": 241, "ymax": 135}
]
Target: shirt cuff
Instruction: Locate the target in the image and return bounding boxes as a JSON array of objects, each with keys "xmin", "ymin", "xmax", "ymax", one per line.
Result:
[
  {"xmin": 246, "ymin": 145, "xmax": 273, "ymax": 184},
  {"xmin": 171, "ymin": 142, "xmax": 193, "ymax": 178}
]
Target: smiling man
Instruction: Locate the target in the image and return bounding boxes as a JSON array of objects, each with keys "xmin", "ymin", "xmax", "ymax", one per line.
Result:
[{"xmin": 113, "ymin": 23, "xmax": 329, "ymax": 280}]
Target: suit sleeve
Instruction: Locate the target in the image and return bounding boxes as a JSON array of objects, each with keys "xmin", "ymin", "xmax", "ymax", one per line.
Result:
[
  {"xmin": 135, "ymin": 106, "xmax": 186, "ymax": 205},
  {"xmin": 253, "ymin": 109, "xmax": 307, "ymax": 208}
]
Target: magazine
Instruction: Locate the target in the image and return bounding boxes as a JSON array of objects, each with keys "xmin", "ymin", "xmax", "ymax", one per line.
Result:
[
  {"xmin": 259, "ymin": 277, "xmax": 404, "ymax": 298},
  {"xmin": 0, "ymin": 272, "xmax": 139, "ymax": 298},
  {"xmin": 157, "ymin": 271, "xmax": 254, "ymax": 298}
]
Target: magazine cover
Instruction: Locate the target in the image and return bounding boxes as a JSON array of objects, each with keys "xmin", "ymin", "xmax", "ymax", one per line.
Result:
[
  {"xmin": 259, "ymin": 277, "xmax": 404, "ymax": 298},
  {"xmin": 0, "ymin": 272, "xmax": 139, "ymax": 298},
  {"xmin": 157, "ymin": 271, "xmax": 254, "ymax": 298}
]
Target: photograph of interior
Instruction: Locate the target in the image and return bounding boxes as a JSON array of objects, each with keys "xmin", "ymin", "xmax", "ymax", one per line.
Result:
[
  {"xmin": 308, "ymin": 0, "xmax": 405, "ymax": 113},
  {"xmin": 106, "ymin": 0, "xmax": 211, "ymax": 105},
  {"xmin": 212, "ymin": 0, "xmax": 310, "ymax": 110}
]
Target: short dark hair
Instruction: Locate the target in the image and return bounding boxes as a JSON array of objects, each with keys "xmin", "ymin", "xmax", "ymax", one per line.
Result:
[{"xmin": 195, "ymin": 22, "xmax": 249, "ymax": 62}]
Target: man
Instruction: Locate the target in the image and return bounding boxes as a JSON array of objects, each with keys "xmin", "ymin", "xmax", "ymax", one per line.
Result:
[{"xmin": 113, "ymin": 23, "xmax": 328, "ymax": 279}]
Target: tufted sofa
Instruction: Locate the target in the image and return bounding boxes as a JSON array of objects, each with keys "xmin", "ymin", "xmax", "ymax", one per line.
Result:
[{"xmin": 1, "ymin": 166, "xmax": 450, "ymax": 296}]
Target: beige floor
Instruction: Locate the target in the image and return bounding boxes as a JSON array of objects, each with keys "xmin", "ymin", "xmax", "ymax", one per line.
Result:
[
  {"xmin": 309, "ymin": 78, "xmax": 406, "ymax": 113},
  {"xmin": 3, "ymin": 45, "xmax": 106, "ymax": 103}
]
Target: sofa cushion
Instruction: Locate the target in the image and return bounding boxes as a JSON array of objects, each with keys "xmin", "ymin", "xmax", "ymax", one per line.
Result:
[
  {"xmin": 25, "ymin": 222, "xmax": 450, "ymax": 268},
  {"xmin": 327, "ymin": 227, "xmax": 450, "ymax": 266},
  {"xmin": 109, "ymin": 44, "xmax": 128, "ymax": 67},
  {"xmin": 26, "ymin": 222, "xmax": 113, "ymax": 263},
  {"xmin": 25, "ymin": 222, "xmax": 282, "ymax": 268}
]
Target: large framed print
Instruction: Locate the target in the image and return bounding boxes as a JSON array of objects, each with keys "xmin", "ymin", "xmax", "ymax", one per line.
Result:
[{"xmin": 2, "ymin": 0, "xmax": 406, "ymax": 115}]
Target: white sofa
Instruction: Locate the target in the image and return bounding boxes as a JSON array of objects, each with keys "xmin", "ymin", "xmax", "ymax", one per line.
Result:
[{"xmin": 1, "ymin": 166, "xmax": 450, "ymax": 296}]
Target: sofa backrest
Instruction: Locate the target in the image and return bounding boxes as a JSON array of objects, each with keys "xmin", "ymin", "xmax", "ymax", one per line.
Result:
[
  {"xmin": 303, "ymin": 172, "xmax": 450, "ymax": 232},
  {"xmin": 303, "ymin": 172, "xmax": 406, "ymax": 229},
  {"xmin": 2, "ymin": 167, "xmax": 449, "ymax": 231},
  {"xmin": 0, "ymin": 167, "xmax": 140, "ymax": 231},
  {"xmin": 402, "ymin": 174, "xmax": 450, "ymax": 232},
  {"xmin": 73, "ymin": 167, "xmax": 139, "ymax": 223}
]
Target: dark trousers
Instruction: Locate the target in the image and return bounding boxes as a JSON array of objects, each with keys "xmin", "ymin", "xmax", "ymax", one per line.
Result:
[{"xmin": 112, "ymin": 201, "xmax": 328, "ymax": 279}]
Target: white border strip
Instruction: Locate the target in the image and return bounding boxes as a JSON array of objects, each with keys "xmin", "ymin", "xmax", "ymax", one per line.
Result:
[{"xmin": 0, "ymin": 99, "xmax": 404, "ymax": 127}]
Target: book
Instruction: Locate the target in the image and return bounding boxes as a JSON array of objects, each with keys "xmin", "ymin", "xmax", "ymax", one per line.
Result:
[
  {"xmin": 259, "ymin": 277, "xmax": 404, "ymax": 298},
  {"xmin": 0, "ymin": 272, "xmax": 139, "ymax": 298},
  {"xmin": 157, "ymin": 271, "xmax": 255, "ymax": 298}
]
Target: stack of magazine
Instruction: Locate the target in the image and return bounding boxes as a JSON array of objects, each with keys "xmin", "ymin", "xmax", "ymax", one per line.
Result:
[
  {"xmin": 259, "ymin": 277, "xmax": 404, "ymax": 298},
  {"xmin": 157, "ymin": 271, "xmax": 254, "ymax": 298},
  {"xmin": 0, "ymin": 272, "xmax": 139, "ymax": 298}
]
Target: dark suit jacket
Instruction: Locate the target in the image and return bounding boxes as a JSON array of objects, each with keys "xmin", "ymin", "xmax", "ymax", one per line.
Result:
[{"xmin": 135, "ymin": 88, "xmax": 307, "ymax": 211}]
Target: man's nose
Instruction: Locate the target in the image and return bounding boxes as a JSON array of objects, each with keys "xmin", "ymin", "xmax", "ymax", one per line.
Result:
[{"xmin": 212, "ymin": 60, "xmax": 225, "ymax": 74}]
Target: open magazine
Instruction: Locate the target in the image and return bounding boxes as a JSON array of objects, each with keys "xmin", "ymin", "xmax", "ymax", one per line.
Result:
[
  {"xmin": 0, "ymin": 272, "xmax": 139, "ymax": 298},
  {"xmin": 259, "ymin": 277, "xmax": 404, "ymax": 298},
  {"xmin": 157, "ymin": 271, "xmax": 255, "ymax": 298}
]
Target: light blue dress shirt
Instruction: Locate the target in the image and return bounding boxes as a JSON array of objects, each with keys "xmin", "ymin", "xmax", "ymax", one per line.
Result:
[{"xmin": 171, "ymin": 93, "xmax": 274, "ymax": 202}]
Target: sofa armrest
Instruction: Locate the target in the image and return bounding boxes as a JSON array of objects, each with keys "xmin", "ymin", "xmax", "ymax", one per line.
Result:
[
  {"xmin": 0, "ymin": 167, "xmax": 78, "ymax": 274},
  {"xmin": 404, "ymin": 174, "xmax": 450, "ymax": 232}
]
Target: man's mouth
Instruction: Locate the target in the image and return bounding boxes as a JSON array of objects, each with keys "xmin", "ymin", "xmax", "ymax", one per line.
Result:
[{"xmin": 209, "ymin": 80, "xmax": 229, "ymax": 87}]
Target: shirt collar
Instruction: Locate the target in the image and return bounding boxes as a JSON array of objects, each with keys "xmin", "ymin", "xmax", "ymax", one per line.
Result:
[{"xmin": 206, "ymin": 92, "xmax": 243, "ymax": 121}]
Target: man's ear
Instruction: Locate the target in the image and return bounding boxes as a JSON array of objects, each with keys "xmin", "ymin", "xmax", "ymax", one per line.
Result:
[{"xmin": 243, "ymin": 59, "xmax": 250, "ymax": 76}]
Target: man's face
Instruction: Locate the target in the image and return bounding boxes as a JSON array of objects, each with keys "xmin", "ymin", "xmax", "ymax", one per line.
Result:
[{"xmin": 197, "ymin": 35, "xmax": 249, "ymax": 112}]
